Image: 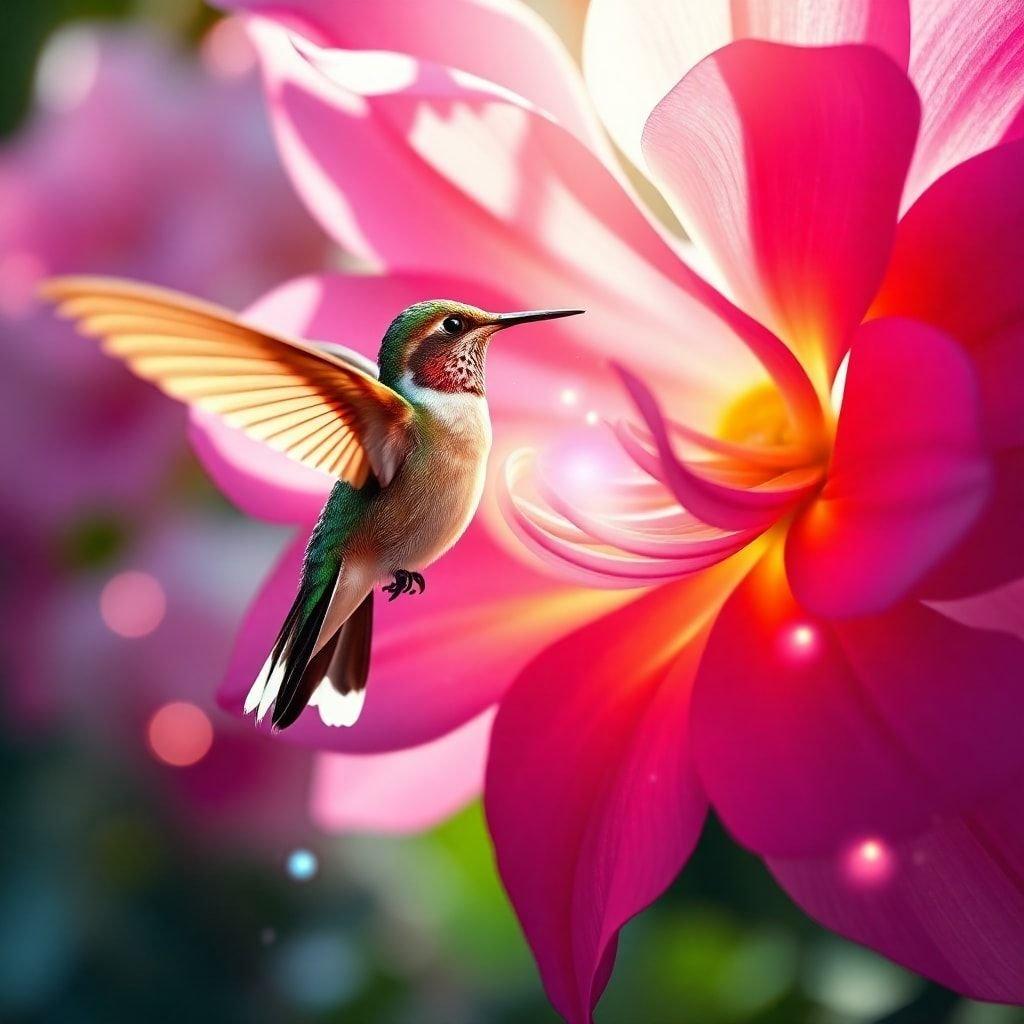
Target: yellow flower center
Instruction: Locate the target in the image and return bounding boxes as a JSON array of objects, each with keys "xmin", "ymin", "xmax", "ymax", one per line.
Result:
[{"xmin": 717, "ymin": 383, "xmax": 796, "ymax": 448}]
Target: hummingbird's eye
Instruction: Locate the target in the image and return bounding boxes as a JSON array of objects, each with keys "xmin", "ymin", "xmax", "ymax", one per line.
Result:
[{"xmin": 441, "ymin": 315, "xmax": 464, "ymax": 336}]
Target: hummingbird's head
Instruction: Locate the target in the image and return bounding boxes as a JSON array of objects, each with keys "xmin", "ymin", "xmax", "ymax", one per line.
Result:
[{"xmin": 378, "ymin": 300, "xmax": 583, "ymax": 397}]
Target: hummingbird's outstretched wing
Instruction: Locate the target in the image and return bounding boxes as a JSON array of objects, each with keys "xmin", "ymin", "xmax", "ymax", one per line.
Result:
[{"xmin": 42, "ymin": 276, "xmax": 414, "ymax": 487}]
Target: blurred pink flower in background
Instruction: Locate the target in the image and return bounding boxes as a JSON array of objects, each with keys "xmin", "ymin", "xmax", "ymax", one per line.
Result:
[
  {"xmin": 1, "ymin": 22, "xmax": 329, "ymax": 844},
  {"xmin": 189, "ymin": 0, "xmax": 1024, "ymax": 1018}
]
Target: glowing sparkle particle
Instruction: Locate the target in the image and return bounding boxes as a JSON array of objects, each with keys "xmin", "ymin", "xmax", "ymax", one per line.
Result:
[
  {"xmin": 585, "ymin": 410, "xmax": 600, "ymax": 426},
  {"xmin": 100, "ymin": 571, "xmax": 166, "ymax": 638},
  {"xmin": 147, "ymin": 702, "xmax": 213, "ymax": 767},
  {"xmin": 780, "ymin": 621, "xmax": 819, "ymax": 659},
  {"xmin": 843, "ymin": 837, "xmax": 895, "ymax": 887},
  {"xmin": 286, "ymin": 848, "xmax": 319, "ymax": 882},
  {"xmin": 560, "ymin": 388, "xmax": 578, "ymax": 406},
  {"xmin": 791, "ymin": 624, "xmax": 815, "ymax": 648}
]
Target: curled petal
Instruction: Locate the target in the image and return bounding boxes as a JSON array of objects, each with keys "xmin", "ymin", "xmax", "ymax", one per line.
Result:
[{"xmin": 616, "ymin": 365, "xmax": 822, "ymax": 530}]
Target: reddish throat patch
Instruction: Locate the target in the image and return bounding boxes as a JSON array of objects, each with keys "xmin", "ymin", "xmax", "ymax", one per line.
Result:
[{"xmin": 408, "ymin": 334, "xmax": 485, "ymax": 395}]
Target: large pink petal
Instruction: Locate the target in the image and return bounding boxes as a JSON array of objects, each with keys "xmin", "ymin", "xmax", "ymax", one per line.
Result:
[
  {"xmin": 310, "ymin": 707, "xmax": 494, "ymax": 833},
  {"xmin": 692, "ymin": 550, "xmax": 1024, "ymax": 858},
  {"xmin": 642, "ymin": 41, "xmax": 919, "ymax": 383},
  {"xmin": 868, "ymin": 141, "xmax": 1024, "ymax": 596},
  {"xmin": 786, "ymin": 318, "xmax": 991, "ymax": 617},
  {"xmin": 242, "ymin": 18, "xmax": 811, "ymax": 420},
  {"xmin": 584, "ymin": 0, "xmax": 909, "ymax": 171},
  {"xmin": 768, "ymin": 779, "xmax": 1024, "ymax": 1002},
  {"xmin": 872, "ymin": 139, "xmax": 1024, "ymax": 355},
  {"xmin": 219, "ymin": 0, "xmax": 603, "ymax": 149},
  {"xmin": 903, "ymin": 0, "xmax": 1024, "ymax": 206},
  {"xmin": 486, "ymin": 567, "xmax": 757, "ymax": 1024},
  {"xmin": 218, "ymin": 528, "xmax": 628, "ymax": 754}
]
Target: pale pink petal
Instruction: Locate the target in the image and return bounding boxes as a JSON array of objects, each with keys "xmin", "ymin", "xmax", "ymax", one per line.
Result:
[
  {"xmin": 786, "ymin": 318, "xmax": 991, "ymax": 617},
  {"xmin": 584, "ymin": 0, "xmax": 909, "ymax": 170},
  {"xmin": 310, "ymin": 708, "xmax": 494, "ymax": 833},
  {"xmin": 903, "ymin": 0, "xmax": 1024, "ymax": 206},
  {"xmin": 768, "ymin": 780, "xmax": 1024, "ymax": 1002},
  {"xmin": 692, "ymin": 551, "xmax": 1024, "ymax": 858},
  {"xmin": 242, "ymin": 18, "xmax": 803, "ymax": 419},
  {"xmin": 220, "ymin": 0, "xmax": 604, "ymax": 149},
  {"xmin": 486, "ymin": 571, "xmax": 758, "ymax": 1023},
  {"xmin": 218, "ymin": 528, "xmax": 628, "ymax": 754},
  {"xmin": 871, "ymin": 139, "xmax": 1024, "ymax": 355},
  {"xmin": 642, "ymin": 41, "xmax": 919, "ymax": 382}
]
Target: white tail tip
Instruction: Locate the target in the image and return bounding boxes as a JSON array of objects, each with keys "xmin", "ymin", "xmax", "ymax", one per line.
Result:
[
  {"xmin": 308, "ymin": 678, "xmax": 365, "ymax": 727},
  {"xmin": 245, "ymin": 653, "xmax": 285, "ymax": 723}
]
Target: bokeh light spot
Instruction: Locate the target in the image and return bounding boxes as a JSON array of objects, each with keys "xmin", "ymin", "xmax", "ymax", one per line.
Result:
[
  {"xmin": 100, "ymin": 571, "xmax": 166, "ymax": 638},
  {"xmin": 585, "ymin": 410, "xmax": 600, "ymax": 426},
  {"xmin": 560, "ymin": 387, "xmax": 578, "ymax": 406},
  {"xmin": 201, "ymin": 17, "xmax": 257, "ymax": 79},
  {"xmin": 286, "ymin": 848, "xmax": 319, "ymax": 882},
  {"xmin": 842, "ymin": 837, "xmax": 896, "ymax": 887},
  {"xmin": 147, "ymin": 702, "xmax": 213, "ymax": 768}
]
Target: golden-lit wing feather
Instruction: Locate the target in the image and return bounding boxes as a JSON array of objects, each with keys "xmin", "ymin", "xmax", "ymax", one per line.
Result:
[{"xmin": 41, "ymin": 276, "xmax": 414, "ymax": 487}]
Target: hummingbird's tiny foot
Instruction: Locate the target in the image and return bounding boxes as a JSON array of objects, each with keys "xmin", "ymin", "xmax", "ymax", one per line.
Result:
[
  {"xmin": 382, "ymin": 569, "xmax": 409, "ymax": 601},
  {"xmin": 382, "ymin": 569, "xmax": 425, "ymax": 601}
]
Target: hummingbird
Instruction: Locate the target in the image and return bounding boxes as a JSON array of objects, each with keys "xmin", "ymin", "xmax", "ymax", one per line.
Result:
[{"xmin": 42, "ymin": 277, "xmax": 582, "ymax": 730}]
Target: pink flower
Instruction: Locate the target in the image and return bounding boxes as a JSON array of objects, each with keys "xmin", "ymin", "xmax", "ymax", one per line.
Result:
[{"xmin": 196, "ymin": 0, "xmax": 1024, "ymax": 1016}]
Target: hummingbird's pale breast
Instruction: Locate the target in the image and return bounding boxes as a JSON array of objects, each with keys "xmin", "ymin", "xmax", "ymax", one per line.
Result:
[{"xmin": 347, "ymin": 378, "xmax": 492, "ymax": 575}]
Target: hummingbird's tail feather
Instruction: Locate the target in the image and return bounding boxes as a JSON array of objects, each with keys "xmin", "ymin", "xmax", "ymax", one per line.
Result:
[
  {"xmin": 245, "ymin": 551, "xmax": 377, "ymax": 730},
  {"xmin": 306, "ymin": 591, "xmax": 374, "ymax": 727},
  {"xmin": 244, "ymin": 573, "xmax": 337, "ymax": 729}
]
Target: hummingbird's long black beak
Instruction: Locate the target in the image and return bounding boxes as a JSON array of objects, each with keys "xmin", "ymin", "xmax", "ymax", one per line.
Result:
[{"xmin": 493, "ymin": 308, "xmax": 585, "ymax": 328}]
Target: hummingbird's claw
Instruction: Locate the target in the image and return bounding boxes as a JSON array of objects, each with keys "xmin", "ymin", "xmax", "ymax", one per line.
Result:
[{"xmin": 382, "ymin": 570, "xmax": 426, "ymax": 602}]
